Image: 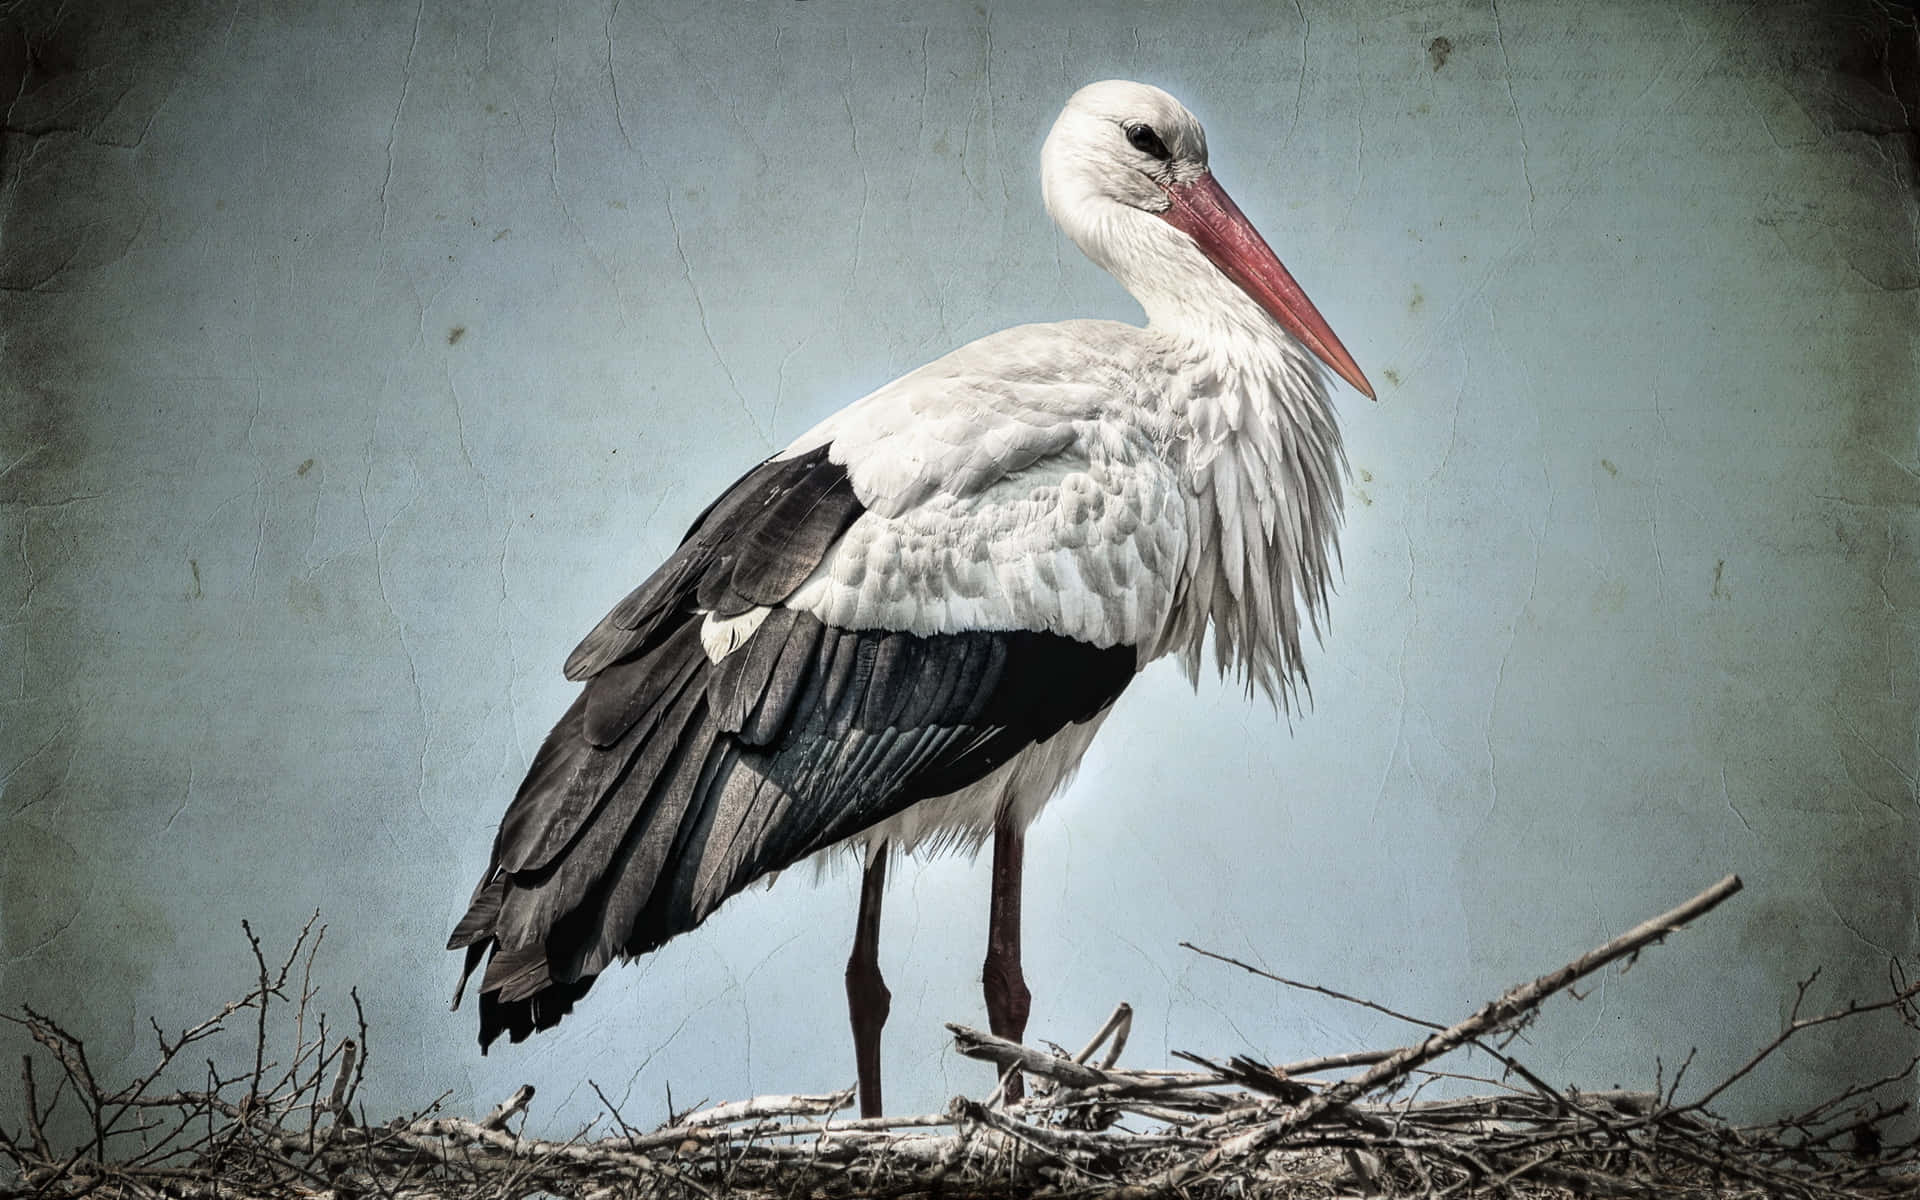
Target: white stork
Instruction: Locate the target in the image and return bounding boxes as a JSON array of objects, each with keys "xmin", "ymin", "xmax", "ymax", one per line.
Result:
[{"xmin": 451, "ymin": 80, "xmax": 1373, "ymax": 1117}]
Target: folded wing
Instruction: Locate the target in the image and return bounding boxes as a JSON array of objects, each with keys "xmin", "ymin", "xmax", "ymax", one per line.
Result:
[{"xmin": 449, "ymin": 441, "xmax": 1144, "ymax": 1048}]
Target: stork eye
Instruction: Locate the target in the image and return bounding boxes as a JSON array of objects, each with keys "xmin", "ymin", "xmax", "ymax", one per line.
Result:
[{"xmin": 1125, "ymin": 123, "xmax": 1171, "ymax": 162}]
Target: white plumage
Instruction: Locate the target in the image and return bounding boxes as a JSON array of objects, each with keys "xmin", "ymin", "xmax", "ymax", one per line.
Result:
[
  {"xmin": 452, "ymin": 79, "xmax": 1373, "ymax": 1117},
  {"xmin": 772, "ymin": 84, "xmax": 1359, "ymax": 852},
  {"xmin": 783, "ymin": 323, "xmax": 1188, "ymax": 657}
]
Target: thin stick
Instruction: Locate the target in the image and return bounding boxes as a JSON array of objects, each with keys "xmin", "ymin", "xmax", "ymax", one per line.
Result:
[
  {"xmin": 1071, "ymin": 1002, "xmax": 1133, "ymax": 1066},
  {"xmin": 21, "ymin": 1055, "xmax": 52, "ymax": 1160},
  {"xmin": 1682, "ymin": 976, "xmax": 1920, "ymax": 1117},
  {"xmin": 680, "ymin": 1089, "xmax": 853, "ymax": 1127},
  {"xmin": 1099, "ymin": 1007, "xmax": 1134, "ymax": 1070},
  {"xmin": 1181, "ymin": 943, "xmax": 1447, "ymax": 1031},
  {"xmin": 242, "ymin": 919, "xmax": 270, "ymax": 1119},
  {"xmin": 950, "ymin": 1025, "xmax": 1109, "ymax": 1090},
  {"xmin": 1126, "ymin": 874, "xmax": 1744, "ymax": 1194},
  {"xmin": 479, "ymin": 1084, "xmax": 534, "ymax": 1131},
  {"xmin": 588, "ymin": 1078, "xmax": 643, "ymax": 1145},
  {"xmin": 1274, "ymin": 1048, "xmax": 1396, "ymax": 1075},
  {"xmin": 324, "ymin": 1038, "xmax": 357, "ymax": 1126}
]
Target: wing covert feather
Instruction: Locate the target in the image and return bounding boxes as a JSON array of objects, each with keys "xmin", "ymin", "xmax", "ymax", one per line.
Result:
[{"xmin": 565, "ymin": 446, "xmax": 865, "ymax": 681}]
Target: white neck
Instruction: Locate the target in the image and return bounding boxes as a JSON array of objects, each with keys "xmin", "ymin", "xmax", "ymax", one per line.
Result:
[
  {"xmin": 1147, "ymin": 286, "xmax": 1348, "ymax": 709},
  {"xmin": 1059, "ymin": 196, "xmax": 1350, "ymax": 703}
]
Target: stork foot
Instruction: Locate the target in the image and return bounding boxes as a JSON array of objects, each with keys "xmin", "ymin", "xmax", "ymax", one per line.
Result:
[{"xmin": 983, "ymin": 946, "xmax": 1031, "ymax": 1037}]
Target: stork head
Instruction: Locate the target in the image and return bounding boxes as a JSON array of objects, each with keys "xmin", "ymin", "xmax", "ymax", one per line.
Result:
[{"xmin": 1042, "ymin": 80, "xmax": 1373, "ymax": 400}]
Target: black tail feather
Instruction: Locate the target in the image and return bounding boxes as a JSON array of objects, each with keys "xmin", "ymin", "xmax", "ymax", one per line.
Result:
[{"xmin": 477, "ymin": 969, "xmax": 598, "ymax": 1051}]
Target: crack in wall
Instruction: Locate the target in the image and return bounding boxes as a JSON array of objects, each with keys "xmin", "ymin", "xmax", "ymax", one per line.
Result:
[
  {"xmin": 1487, "ymin": 0, "xmax": 1537, "ymax": 235},
  {"xmin": 663, "ymin": 187, "xmax": 768, "ymax": 448},
  {"xmin": 375, "ymin": 0, "xmax": 426, "ymax": 265}
]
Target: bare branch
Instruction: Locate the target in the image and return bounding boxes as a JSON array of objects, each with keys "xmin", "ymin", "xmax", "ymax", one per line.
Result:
[
  {"xmin": 479, "ymin": 1084, "xmax": 535, "ymax": 1131},
  {"xmin": 13, "ymin": 877, "xmax": 1920, "ymax": 1200}
]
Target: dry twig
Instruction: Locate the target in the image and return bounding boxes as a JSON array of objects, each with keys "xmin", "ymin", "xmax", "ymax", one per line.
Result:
[{"xmin": 4, "ymin": 874, "xmax": 1915, "ymax": 1199}]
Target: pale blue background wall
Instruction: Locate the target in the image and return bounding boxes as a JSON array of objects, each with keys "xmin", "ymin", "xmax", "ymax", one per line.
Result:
[{"xmin": 3, "ymin": 0, "xmax": 1915, "ymax": 1131}]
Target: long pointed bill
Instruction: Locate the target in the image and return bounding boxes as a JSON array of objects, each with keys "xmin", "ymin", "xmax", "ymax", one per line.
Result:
[{"xmin": 1160, "ymin": 174, "xmax": 1375, "ymax": 400}]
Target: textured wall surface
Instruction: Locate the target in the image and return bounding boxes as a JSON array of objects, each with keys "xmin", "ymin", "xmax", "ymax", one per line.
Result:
[{"xmin": 3, "ymin": 0, "xmax": 1915, "ymax": 1131}]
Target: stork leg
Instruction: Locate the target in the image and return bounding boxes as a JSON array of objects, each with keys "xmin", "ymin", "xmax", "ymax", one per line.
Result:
[
  {"xmin": 983, "ymin": 816, "xmax": 1032, "ymax": 1101},
  {"xmin": 846, "ymin": 843, "xmax": 891, "ymax": 1118}
]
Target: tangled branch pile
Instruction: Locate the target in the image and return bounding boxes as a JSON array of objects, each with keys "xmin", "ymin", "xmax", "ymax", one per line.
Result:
[{"xmin": 4, "ymin": 876, "xmax": 1917, "ymax": 1198}]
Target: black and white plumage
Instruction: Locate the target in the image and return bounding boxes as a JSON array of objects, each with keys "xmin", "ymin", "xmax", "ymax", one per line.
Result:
[
  {"xmin": 451, "ymin": 444, "xmax": 1136, "ymax": 1045},
  {"xmin": 450, "ymin": 80, "xmax": 1373, "ymax": 1104}
]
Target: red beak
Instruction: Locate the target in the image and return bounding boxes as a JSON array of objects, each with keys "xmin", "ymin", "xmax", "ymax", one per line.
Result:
[{"xmin": 1159, "ymin": 174, "xmax": 1375, "ymax": 400}]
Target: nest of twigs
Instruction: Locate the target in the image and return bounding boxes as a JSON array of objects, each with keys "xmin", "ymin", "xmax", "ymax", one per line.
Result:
[{"xmin": 4, "ymin": 875, "xmax": 1917, "ymax": 1198}]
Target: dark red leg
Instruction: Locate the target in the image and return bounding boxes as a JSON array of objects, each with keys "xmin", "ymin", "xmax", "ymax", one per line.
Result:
[
  {"xmin": 983, "ymin": 816, "xmax": 1032, "ymax": 1100},
  {"xmin": 845, "ymin": 845, "xmax": 891, "ymax": 1118}
]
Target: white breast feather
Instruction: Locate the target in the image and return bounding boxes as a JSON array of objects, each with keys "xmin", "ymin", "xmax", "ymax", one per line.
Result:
[
  {"xmin": 1164, "ymin": 315, "xmax": 1347, "ymax": 707},
  {"xmin": 785, "ymin": 456, "xmax": 1185, "ymax": 652},
  {"xmin": 763, "ymin": 314, "xmax": 1346, "ymax": 858},
  {"xmin": 778, "ymin": 322, "xmax": 1190, "ymax": 656}
]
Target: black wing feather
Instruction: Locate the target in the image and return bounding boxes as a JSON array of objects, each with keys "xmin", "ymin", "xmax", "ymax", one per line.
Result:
[
  {"xmin": 452, "ymin": 443, "xmax": 1139, "ymax": 1050},
  {"xmin": 708, "ymin": 605, "xmax": 801, "ymax": 732},
  {"xmin": 728, "ymin": 470, "xmax": 860, "ymax": 608},
  {"xmin": 565, "ymin": 446, "xmax": 864, "ymax": 680},
  {"xmin": 739, "ymin": 611, "xmax": 824, "ymax": 745}
]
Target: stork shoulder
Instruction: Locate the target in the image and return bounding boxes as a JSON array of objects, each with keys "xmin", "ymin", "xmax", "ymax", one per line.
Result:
[
  {"xmin": 783, "ymin": 442, "xmax": 1189, "ymax": 653},
  {"xmin": 767, "ymin": 322, "xmax": 1189, "ymax": 652},
  {"xmin": 781, "ymin": 320, "xmax": 1167, "ymax": 517}
]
